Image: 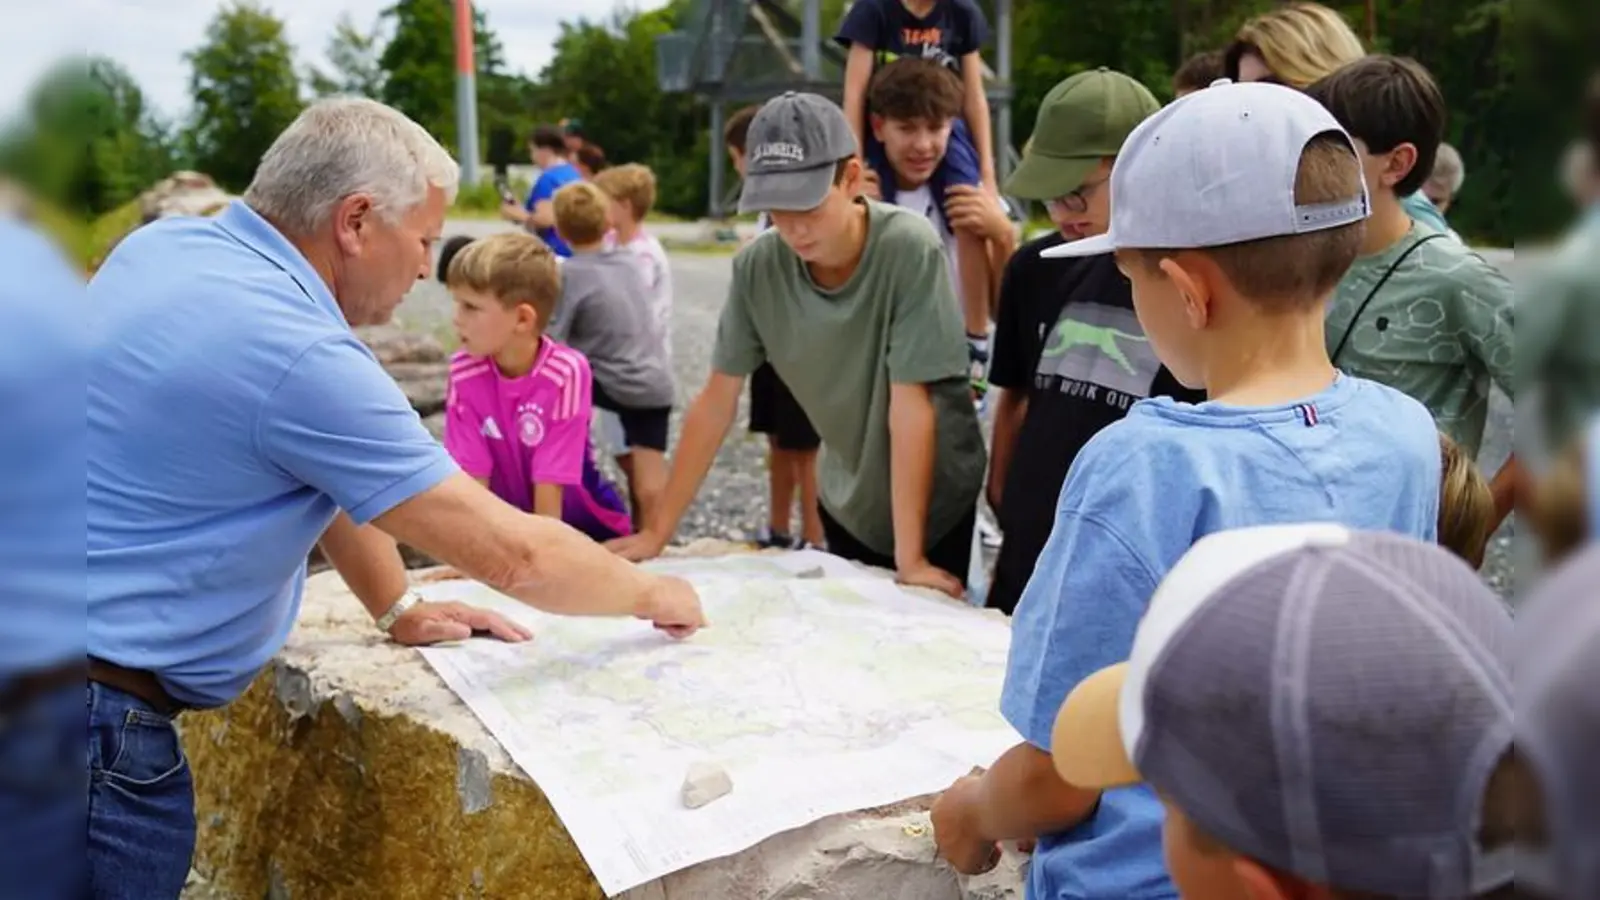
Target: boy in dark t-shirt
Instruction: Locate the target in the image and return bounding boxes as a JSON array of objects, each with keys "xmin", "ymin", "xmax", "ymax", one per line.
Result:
[
  {"xmin": 837, "ymin": 0, "xmax": 998, "ymax": 403},
  {"xmin": 985, "ymin": 69, "xmax": 1204, "ymax": 616}
]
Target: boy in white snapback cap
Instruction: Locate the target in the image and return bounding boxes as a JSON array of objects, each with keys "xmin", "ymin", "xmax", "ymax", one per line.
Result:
[
  {"xmin": 1050, "ymin": 523, "xmax": 1516, "ymax": 900},
  {"xmin": 930, "ymin": 82, "xmax": 1442, "ymax": 899}
]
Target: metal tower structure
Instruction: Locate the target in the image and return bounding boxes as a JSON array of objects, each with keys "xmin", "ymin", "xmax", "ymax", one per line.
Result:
[{"xmin": 656, "ymin": 0, "xmax": 1017, "ymax": 218}]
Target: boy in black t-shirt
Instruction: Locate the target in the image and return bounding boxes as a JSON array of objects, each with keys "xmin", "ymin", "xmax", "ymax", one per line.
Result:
[
  {"xmin": 836, "ymin": 0, "xmax": 997, "ymax": 402},
  {"xmin": 985, "ymin": 70, "xmax": 1206, "ymax": 615}
]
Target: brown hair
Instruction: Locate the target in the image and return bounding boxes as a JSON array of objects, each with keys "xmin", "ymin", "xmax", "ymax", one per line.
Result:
[
  {"xmin": 1173, "ymin": 50, "xmax": 1225, "ymax": 95},
  {"xmin": 552, "ymin": 181, "xmax": 611, "ymax": 247},
  {"xmin": 1135, "ymin": 134, "xmax": 1365, "ymax": 307},
  {"xmin": 529, "ymin": 124, "xmax": 567, "ymax": 154},
  {"xmin": 445, "ymin": 231, "xmax": 561, "ymax": 322},
  {"xmin": 1528, "ymin": 433, "xmax": 1591, "ymax": 567},
  {"xmin": 593, "ymin": 163, "xmax": 657, "ymax": 222},
  {"xmin": 1438, "ymin": 433, "xmax": 1495, "ymax": 569},
  {"xmin": 1223, "ymin": 2, "xmax": 1365, "ymax": 90},
  {"xmin": 867, "ymin": 58, "xmax": 964, "ymax": 123},
  {"xmin": 723, "ymin": 104, "xmax": 763, "ymax": 154},
  {"xmin": 1305, "ymin": 55, "xmax": 1446, "ymax": 198},
  {"xmin": 576, "ymin": 143, "xmax": 608, "ymax": 174}
]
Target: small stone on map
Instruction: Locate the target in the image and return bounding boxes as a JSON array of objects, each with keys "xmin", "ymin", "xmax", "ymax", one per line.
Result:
[
  {"xmin": 680, "ymin": 761, "xmax": 733, "ymax": 809},
  {"xmin": 794, "ymin": 566, "xmax": 826, "ymax": 579}
]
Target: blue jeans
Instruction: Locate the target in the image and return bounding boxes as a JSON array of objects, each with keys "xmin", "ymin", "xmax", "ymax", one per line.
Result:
[
  {"xmin": 0, "ymin": 681, "xmax": 88, "ymax": 899},
  {"xmin": 86, "ymin": 682, "xmax": 196, "ymax": 899}
]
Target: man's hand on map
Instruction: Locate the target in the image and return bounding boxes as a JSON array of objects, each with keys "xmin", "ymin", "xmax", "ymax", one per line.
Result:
[
  {"xmin": 389, "ymin": 601, "xmax": 533, "ymax": 645},
  {"xmin": 412, "ymin": 566, "xmax": 464, "ymax": 584},
  {"xmin": 606, "ymin": 529, "xmax": 669, "ymax": 562},
  {"xmin": 636, "ymin": 574, "xmax": 706, "ymax": 639},
  {"xmin": 931, "ymin": 774, "xmax": 1003, "ymax": 875},
  {"xmin": 897, "ymin": 559, "xmax": 966, "ymax": 600}
]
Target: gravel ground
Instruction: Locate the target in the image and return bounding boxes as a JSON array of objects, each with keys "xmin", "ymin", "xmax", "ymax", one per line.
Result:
[{"xmin": 395, "ymin": 222, "xmax": 1522, "ymax": 595}]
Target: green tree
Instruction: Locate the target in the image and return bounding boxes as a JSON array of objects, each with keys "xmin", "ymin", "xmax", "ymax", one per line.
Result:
[
  {"xmin": 183, "ymin": 1, "xmax": 304, "ymax": 191},
  {"xmin": 379, "ymin": 0, "xmax": 507, "ymax": 154},
  {"xmin": 0, "ymin": 56, "xmax": 178, "ymax": 216},
  {"xmin": 309, "ymin": 13, "xmax": 387, "ymax": 98}
]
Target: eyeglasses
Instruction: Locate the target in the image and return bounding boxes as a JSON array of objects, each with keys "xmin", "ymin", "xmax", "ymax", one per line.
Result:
[{"xmin": 1046, "ymin": 174, "xmax": 1111, "ymax": 215}]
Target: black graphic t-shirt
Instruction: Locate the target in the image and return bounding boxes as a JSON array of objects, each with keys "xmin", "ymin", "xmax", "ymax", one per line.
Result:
[
  {"xmin": 833, "ymin": 0, "xmax": 989, "ymax": 73},
  {"xmin": 987, "ymin": 233, "xmax": 1205, "ymax": 615}
]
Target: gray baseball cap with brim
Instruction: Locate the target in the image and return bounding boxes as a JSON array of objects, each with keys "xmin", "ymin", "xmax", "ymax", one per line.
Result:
[
  {"xmin": 1004, "ymin": 68, "xmax": 1160, "ymax": 201},
  {"xmin": 737, "ymin": 92, "xmax": 858, "ymax": 214}
]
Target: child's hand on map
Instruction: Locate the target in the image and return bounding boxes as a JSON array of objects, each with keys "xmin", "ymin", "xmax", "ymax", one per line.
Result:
[
  {"xmin": 606, "ymin": 529, "xmax": 669, "ymax": 562},
  {"xmin": 638, "ymin": 574, "xmax": 706, "ymax": 639},
  {"xmin": 931, "ymin": 774, "xmax": 1003, "ymax": 875},
  {"xmin": 897, "ymin": 559, "xmax": 966, "ymax": 600}
]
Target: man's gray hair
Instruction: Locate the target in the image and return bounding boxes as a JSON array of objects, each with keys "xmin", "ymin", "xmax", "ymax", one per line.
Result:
[
  {"xmin": 1426, "ymin": 142, "xmax": 1465, "ymax": 198},
  {"xmin": 244, "ymin": 97, "xmax": 460, "ymax": 236}
]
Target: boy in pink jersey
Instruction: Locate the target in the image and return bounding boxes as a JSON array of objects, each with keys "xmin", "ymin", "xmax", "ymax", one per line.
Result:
[{"xmin": 442, "ymin": 232, "xmax": 632, "ymax": 541}]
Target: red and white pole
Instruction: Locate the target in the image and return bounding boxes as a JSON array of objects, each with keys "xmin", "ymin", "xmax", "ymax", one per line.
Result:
[{"xmin": 454, "ymin": 0, "xmax": 481, "ymax": 184}]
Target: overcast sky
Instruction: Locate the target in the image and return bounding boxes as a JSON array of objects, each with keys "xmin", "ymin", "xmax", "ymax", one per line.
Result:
[{"xmin": 7, "ymin": 0, "xmax": 670, "ymax": 122}]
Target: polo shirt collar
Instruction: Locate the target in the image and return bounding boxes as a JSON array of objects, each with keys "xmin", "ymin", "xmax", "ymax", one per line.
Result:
[{"xmin": 216, "ymin": 200, "xmax": 349, "ymax": 327}]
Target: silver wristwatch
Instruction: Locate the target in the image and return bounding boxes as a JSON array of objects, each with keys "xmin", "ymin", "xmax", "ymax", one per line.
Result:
[{"xmin": 375, "ymin": 590, "xmax": 425, "ymax": 633}]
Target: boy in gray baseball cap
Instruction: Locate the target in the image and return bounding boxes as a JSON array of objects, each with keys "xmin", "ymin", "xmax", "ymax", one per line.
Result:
[
  {"xmin": 931, "ymin": 83, "xmax": 1442, "ymax": 900},
  {"xmin": 1051, "ymin": 523, "xmax": 1516, "ymax": 899},
  {"xmin": 609, "ymin": 92, "xmax": 987, "ymax": 597}
]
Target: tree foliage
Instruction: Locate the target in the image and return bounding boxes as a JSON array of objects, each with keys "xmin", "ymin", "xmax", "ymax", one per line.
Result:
[
  {"xmin": 378, "ymin": 0, "xmax": 521, "ymax": 157},
  {"xmin": 183, "ymin": 0, "xmax": 304, "ymax": 192},
  {"xmin": 308, "ymin": 14, "xmax": 387, "ymax": 99}
]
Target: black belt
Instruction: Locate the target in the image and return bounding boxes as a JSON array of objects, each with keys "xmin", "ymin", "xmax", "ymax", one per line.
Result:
[{"xmin": 88, "ymin": 657, "xmax": 188, "ymax": 717}]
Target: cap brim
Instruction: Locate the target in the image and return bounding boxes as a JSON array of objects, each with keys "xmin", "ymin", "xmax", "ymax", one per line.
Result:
[
  {"xmin": 1003, "ymin": 153, "xmax": 1099, "ymax": 201},
  {"xmin": 1051, "ymin": 663, "xmax": 1142, "ymax": 790},
  {"xmin": 1040, "ymin": 232, "xmax": 1116, "ymax": 259},
  {"xmin": 738, "ymin": 166, "xmax": 834, "ymax": 214}
]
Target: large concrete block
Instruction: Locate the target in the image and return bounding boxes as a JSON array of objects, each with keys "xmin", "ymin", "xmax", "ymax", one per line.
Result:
[{"xmin": 182, "ymin": 550, "xmax": 1026, "ymax": 900}]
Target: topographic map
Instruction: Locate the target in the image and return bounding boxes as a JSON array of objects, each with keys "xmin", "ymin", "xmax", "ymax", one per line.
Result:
[{"xmin": 416, "ymin": 550, "xmax": 1020, "ymax": 895}]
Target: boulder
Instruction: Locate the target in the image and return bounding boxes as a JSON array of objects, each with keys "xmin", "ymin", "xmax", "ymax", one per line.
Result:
[
  {"xmin": 386, "ymin": 361, "xmax": 451, "ymax": 417},
  {"xmin": 181, "ymin": 545, "xmax": 1028, "ymax": 900},
  {"xmin": 139, "ymin": 171, "xmax": 233, "ymax": 224},
  {"xmin": 357, "ymin": 327, "xmax": 450, "ymax": 367}
]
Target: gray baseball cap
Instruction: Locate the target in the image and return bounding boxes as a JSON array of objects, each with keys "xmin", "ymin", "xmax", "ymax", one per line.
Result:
[
  {"xmin": 1052, "ymin": 523, "xmax": 1514, "ymax": 897},
  {"xmin": 737, "ymin": 92, "xmax": 858, "ymax": 214},
  {"xmin": 1043, "ymin": 79, "xmax": 1370, "ymax": 259},
  {"xmin": 1516, "ymin": 546, "xmax": 1600, "ymax": 900}
]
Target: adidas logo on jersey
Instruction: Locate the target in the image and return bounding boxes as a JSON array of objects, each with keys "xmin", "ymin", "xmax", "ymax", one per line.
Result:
[{"xmin": 481, "ymin": 417, "xmax": 503, "ymax": 440}]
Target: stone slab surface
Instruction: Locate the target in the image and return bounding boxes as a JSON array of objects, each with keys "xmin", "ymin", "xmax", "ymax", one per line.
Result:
[{"xmin": 182, "ymin": 542, "xmax": 1025, "ymax": 900}]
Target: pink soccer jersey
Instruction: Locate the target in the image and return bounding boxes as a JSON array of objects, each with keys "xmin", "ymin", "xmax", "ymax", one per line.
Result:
[{"xmin": 444, "ymin": 338, "xmax": 592, "ymax": 510}]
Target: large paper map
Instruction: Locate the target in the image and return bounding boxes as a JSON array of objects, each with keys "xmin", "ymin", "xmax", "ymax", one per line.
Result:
[{"xmin": 416, "ymin": 550, "xmax": 1020, "ymax": 896}]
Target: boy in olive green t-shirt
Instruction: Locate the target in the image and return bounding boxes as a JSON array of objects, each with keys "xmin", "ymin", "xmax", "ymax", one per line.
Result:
[{"xmin": 607, "ymin": 92, "xmax": 986, "ymax": 597}]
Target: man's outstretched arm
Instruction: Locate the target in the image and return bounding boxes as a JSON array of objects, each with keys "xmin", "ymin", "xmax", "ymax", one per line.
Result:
[{"xmin": 608, "ymin": 370, "xmax": 746, "ymax": 560}]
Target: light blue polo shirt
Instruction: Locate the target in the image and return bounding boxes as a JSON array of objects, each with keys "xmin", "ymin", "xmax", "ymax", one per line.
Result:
[
  {"xmin": 1002, "ymin": 375, "xmax": 1439, "ymax": 899},
  {"xmin": 0, "ymin": 220, "xmax": 87, "ymax": 679},
  {"xmin": 88, "ymin": 201, "xmax": 458, "ymax": 707}
]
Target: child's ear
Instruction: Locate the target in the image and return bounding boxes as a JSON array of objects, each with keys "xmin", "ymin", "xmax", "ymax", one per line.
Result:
[
  {"xmin": 1159, "ymin": 255, "xmax": 1213, "ymax": 330},
  {"xmin": 1384, "ymin": 142, "xmax": 1421, "ymax": 189},
  {"xmin": 518, "ymin": 303, "xmax": 540, "ymax": 332},
  {"xmin": 868, "ymin": 114, "xmax": 888, "ymax": 143}
]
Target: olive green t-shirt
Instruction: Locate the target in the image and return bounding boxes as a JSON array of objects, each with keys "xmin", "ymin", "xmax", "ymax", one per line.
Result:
[
  {"xmin": 1519, "ymin": 214, "xmax": 1600, "ymax": 455},
  {"xmin": 1325, "ymin": 221, "xmax": 1515, "ymax": 458},
  {"xmin": 712, "ymin": 200, "xmax": 986, "ymax": 557}
]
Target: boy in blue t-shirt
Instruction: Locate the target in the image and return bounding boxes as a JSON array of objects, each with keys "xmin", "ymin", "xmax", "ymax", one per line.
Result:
[
  {"xmin": 836, "ymin": 0, "xmax": 998, "ymax": 396},
  {"xmin": 928, "ymin": 83, "xmax": 1441, "ymax": 899},
  {"xmin": 503, "ymin": 124, "xmax": 582, "ymax": 256}
]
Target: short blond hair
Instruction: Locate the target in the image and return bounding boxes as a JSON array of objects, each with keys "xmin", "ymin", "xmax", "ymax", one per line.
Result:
[
  {"xmin": 1529, "ymin": 434, "xmax": 1591, "ymax": 567},
  {"xmin": 445, "ymin": 231, "xmax": 560, "ymax": 321},
  {"xmin": 1225, "ymin": 2, "xmax": 1365, "ymax": 90},
  {"xmin": 552, "ymin": 181, "xmax": 610, "ymax": 247},
  {"xmin": 592, "ymin": 163, "xmax": 658, "ymax": 222},
  {"xmin": 1136, "ymin": 134, "xmax": 1365, "ymax": 309},
  {"xmin": 1438, "ymin": 433, "xmax": 1494, "ymax": 569}
]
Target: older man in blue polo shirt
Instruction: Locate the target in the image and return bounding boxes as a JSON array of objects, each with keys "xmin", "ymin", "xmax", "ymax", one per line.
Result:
[{"xmin": 87, "ymin": 97, "xmax": 705, "ymax": 897}]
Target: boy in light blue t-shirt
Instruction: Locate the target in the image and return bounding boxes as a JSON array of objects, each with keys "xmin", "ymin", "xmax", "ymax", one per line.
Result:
[{"xmin": 928, "ymin": 83, "xmax": 1441, "ymax": 899}]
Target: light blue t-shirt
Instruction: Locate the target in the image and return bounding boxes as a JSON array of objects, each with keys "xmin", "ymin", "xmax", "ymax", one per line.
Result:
[
  {"xmin": 0, "ymin": 220, "xmax": 87, "ymax": 678},
  {"xmin": 1401, "ymin": 191, "xmax": 1451, "ymax": 235},
  {"xmin": 88, "ymin": 201, "xmax": 458, "ymax": 707},
  {"xmin": 1002, "ymin": 374, "xmax": 1440, "ymax": 900},
  {"xmin": 527, "ymin": 161, "xmax": 582, "ymax": 256}
]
